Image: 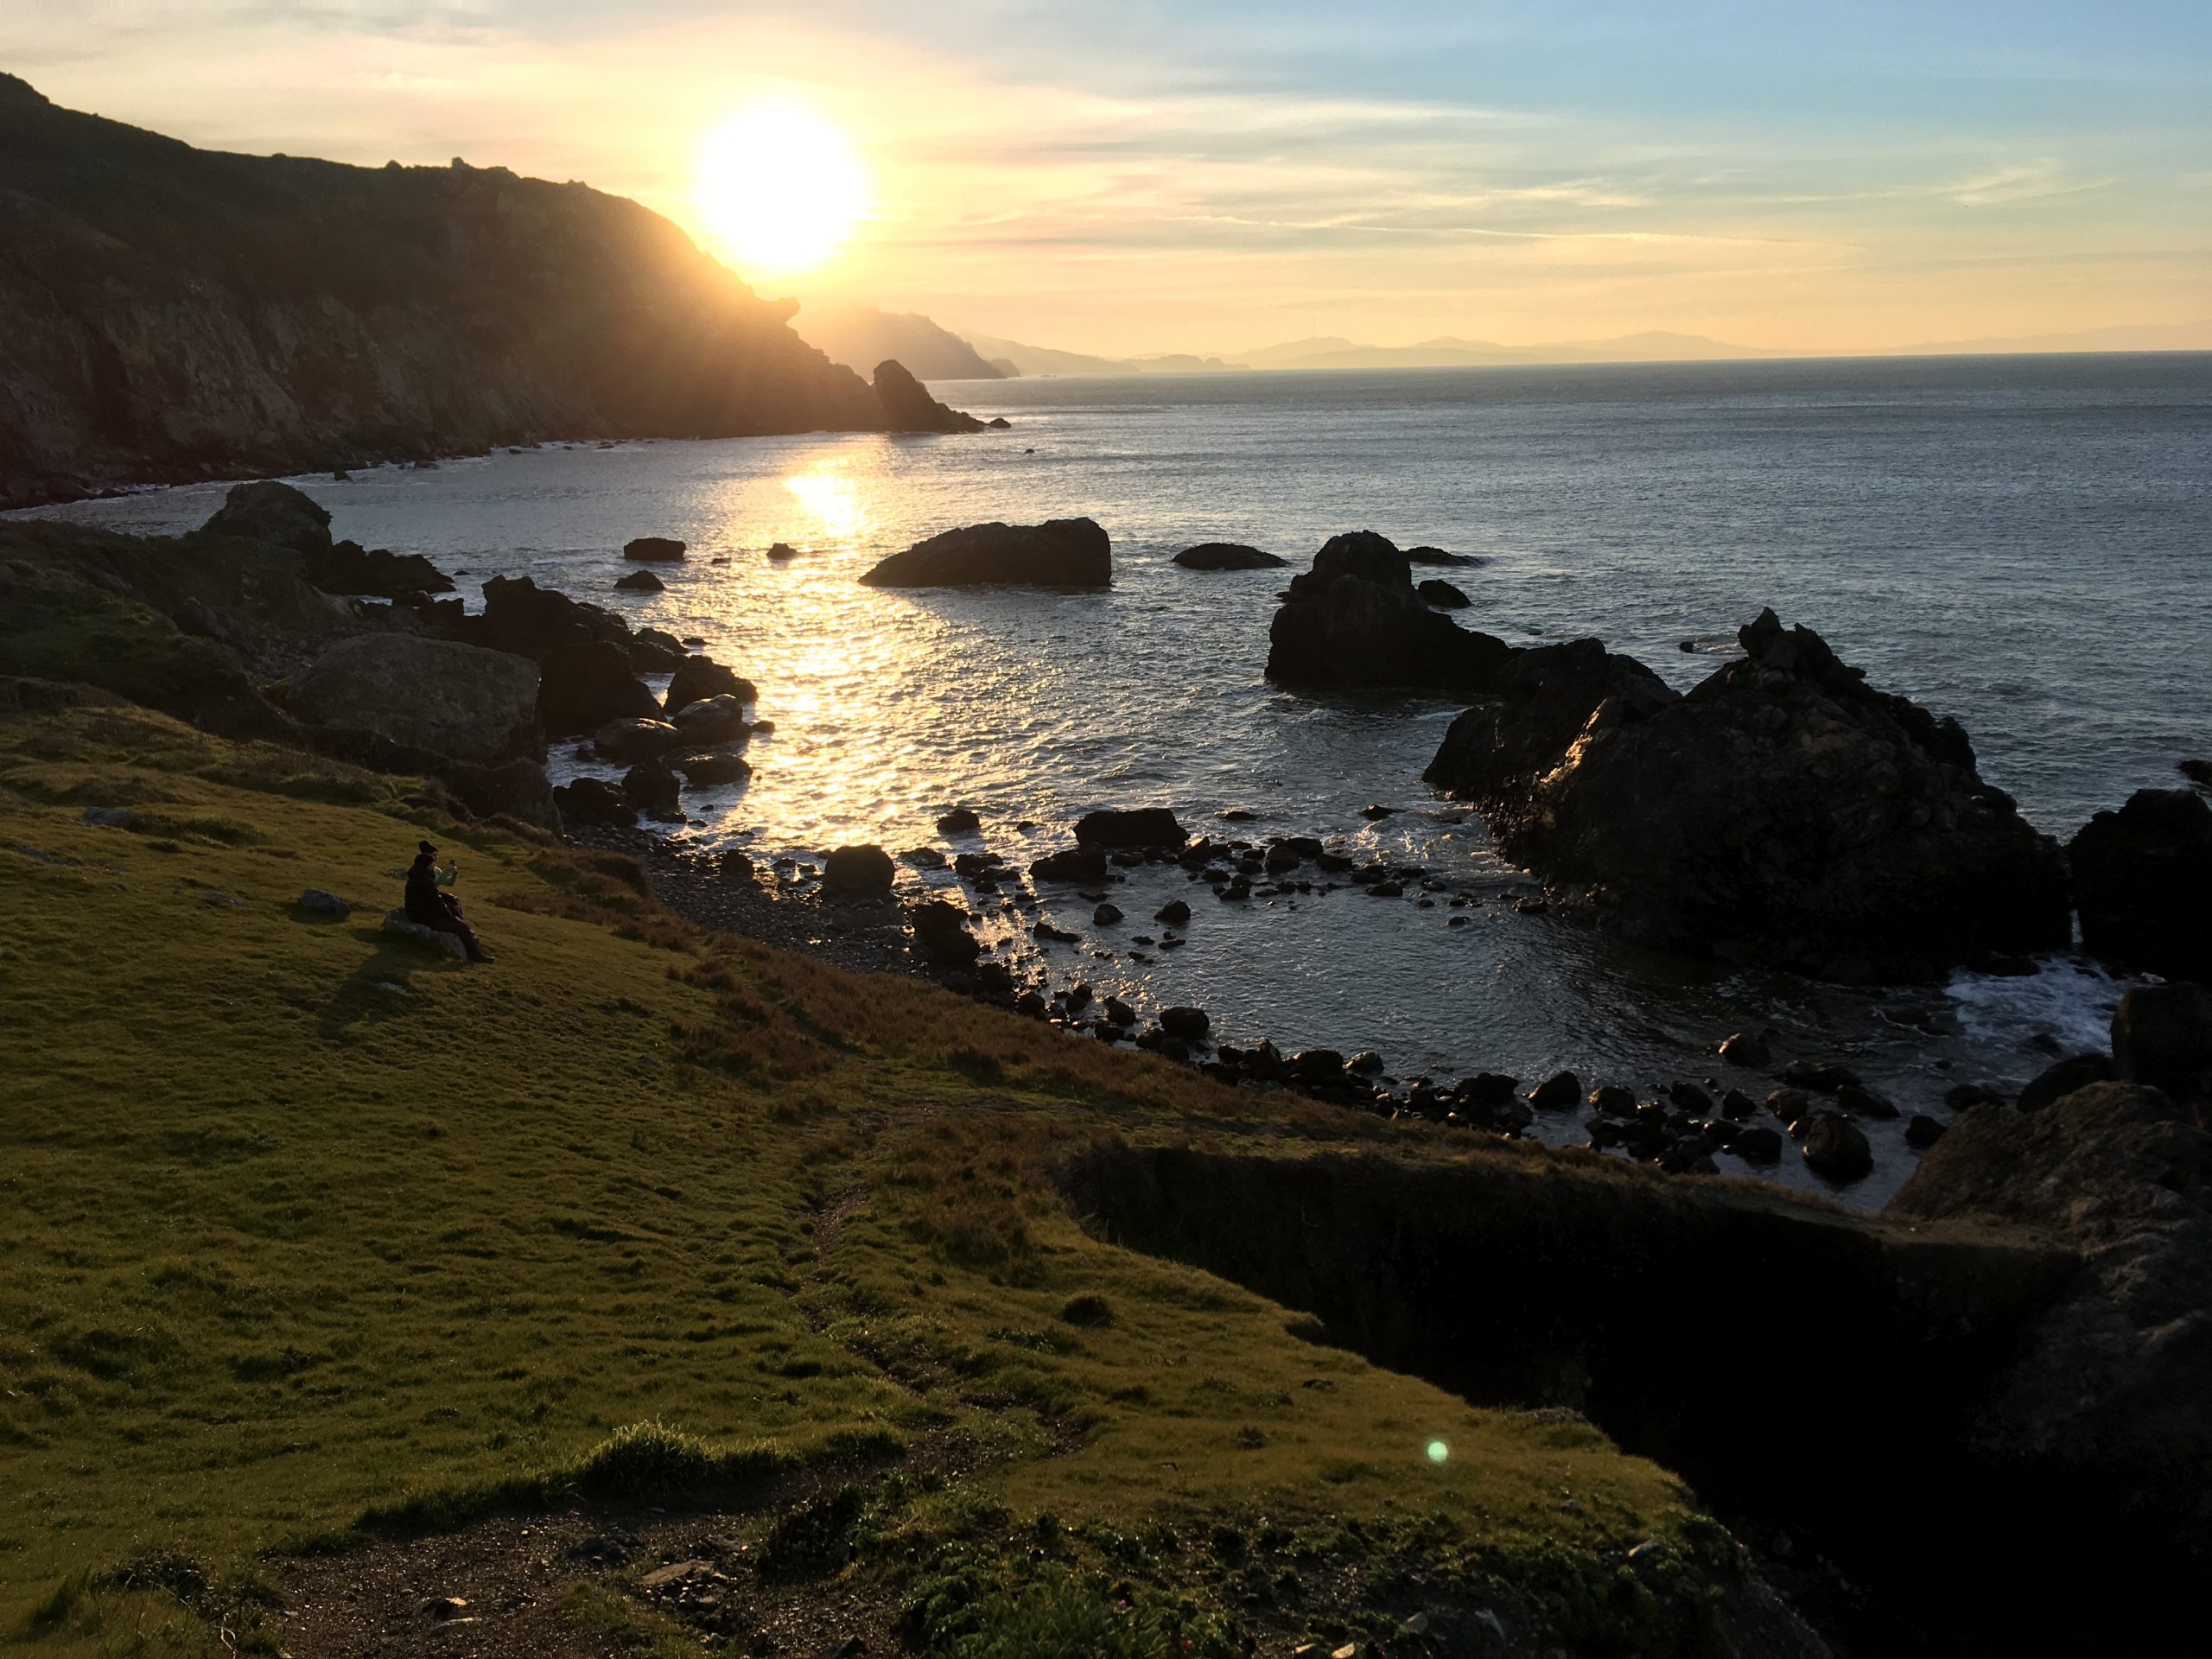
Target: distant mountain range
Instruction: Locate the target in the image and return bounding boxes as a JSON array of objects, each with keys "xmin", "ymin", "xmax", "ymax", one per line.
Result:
[
  {"xmin": 872, "ymin": 316, "xmax": 2212, "ymax": 382},
  {"xmin": 791, "ymin": 302, "xmax": 1005, "ymax": 380}
]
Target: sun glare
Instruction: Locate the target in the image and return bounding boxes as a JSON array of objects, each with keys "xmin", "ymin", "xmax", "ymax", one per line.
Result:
[{"xmin": 696, "ymin": 101, "xmax": 868, "ymax": 273}]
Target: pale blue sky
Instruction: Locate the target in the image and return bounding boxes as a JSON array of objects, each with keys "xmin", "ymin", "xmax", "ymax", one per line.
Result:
[{"xmin": 5, "ymin": 2, "xmax": 2208, "ymax": 352}]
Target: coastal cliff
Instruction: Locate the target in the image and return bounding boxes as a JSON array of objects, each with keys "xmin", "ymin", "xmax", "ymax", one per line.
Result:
[{"xmin": 0, "ymin": 75, "xmax": 931, "ymax": 507}]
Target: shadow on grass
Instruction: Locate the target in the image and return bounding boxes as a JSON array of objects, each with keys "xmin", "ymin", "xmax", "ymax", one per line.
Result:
[{"xmin": 317, "ymin": 925, "xmax": 463, "ymax": 1039}]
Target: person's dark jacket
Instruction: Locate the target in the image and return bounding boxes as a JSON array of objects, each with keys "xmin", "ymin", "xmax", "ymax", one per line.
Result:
[{"xmin": 404, "ymin": 855, "xmax": 445, "ymax": 925}]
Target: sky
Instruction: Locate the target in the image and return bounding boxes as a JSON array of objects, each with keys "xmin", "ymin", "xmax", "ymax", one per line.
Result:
[{"xmin": 6, "ymin": 1, "xmax": 2210, "ymax": 355}]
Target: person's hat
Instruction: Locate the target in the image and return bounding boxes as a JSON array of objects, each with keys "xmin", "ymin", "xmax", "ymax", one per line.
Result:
[{"xmin": 418, "ymin": 839, "xmax": 437, "ymax": 856}]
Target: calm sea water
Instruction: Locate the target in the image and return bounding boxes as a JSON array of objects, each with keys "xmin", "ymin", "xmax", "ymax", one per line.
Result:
[{"xmin": 29, "ymin": 355, "xmax": 2212, "ymax": 1204}]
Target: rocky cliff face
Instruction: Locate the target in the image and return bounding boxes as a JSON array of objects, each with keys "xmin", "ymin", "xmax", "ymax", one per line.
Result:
[{"xmin": 0, "ymin": 75, "xmax": 925, "ymax": 507}]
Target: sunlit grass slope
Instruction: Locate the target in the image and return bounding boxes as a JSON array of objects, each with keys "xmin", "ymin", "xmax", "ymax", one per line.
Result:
[{"xmin": 0, "ymin": 703, "xmax": 1701, "ymax": 1651}]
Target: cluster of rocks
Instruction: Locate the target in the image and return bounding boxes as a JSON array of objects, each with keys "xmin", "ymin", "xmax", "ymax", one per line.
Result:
[{"xmin": 1266, "ymin": 531, "xmax": 1511, "ymax": 693}]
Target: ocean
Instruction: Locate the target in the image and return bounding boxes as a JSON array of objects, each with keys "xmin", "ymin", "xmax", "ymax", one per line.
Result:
[{"xmin": 28, "ymin": 353, "xmax": 2212, "ymax": 1204}]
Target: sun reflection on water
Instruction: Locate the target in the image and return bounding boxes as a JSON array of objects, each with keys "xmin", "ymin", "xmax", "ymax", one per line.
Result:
[{"xmin": 783, "ymin": 467, "xmax": 869, "ymax": 543}]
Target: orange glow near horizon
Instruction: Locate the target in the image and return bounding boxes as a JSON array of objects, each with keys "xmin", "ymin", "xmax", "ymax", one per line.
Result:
[{"xmin": 695, "ymin": 100, "xmax": 868, "ymax": 275}]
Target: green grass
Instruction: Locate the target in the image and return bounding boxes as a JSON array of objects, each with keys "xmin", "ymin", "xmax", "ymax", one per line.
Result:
[{"xmin": 0, "ymin": 702, "xmax": 1707, "ymax": 1654}]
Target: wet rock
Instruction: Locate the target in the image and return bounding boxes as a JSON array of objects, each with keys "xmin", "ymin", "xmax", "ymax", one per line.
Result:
[
  {"xmin": 1160, "ymin": 1007, "xmax": 1211, "ymax": 1043},
  {"xmin": 1289, "ymin": 1049, "xmax": 1344, "ymax": 1084},
  {"xmin": 1075, "ymin": 808, "xmax": 1186, "ymax": 849},
  {"xmin": 910, "ymin": 899, "xmax": 979, "ymax": 968},
  {"xmin": 1529, "ymin": 1071, "xmax": 1581, "ymax": 1110},
  {"xmin": 1154, "ymin": 899, "xmax": 1192, "ymax": 925},
  {"xmin": 1719, "ymin": 1032, "xmax": 1772, "ymax": 1070},
  {"xmin": 554, "ymin": 777, "xmax": 635, "ymax": 828},
  {"xmin": 2182, "ymin": 758, "xmax": 2212, "ymax": 788},
  {"xmin": 1365, "ymin": 880, "xmax": 1403, "ymax": 899},
  {"xmin": 1266, "ymin": 531, "xmax": 1514, "ymax": 693},
  {"xmin": 937, "ymin": 807, "xmax": 981, "ymax": 836},
  {"xmin": 1404, "ymin": 545, "xmax": 1483, "ymax": 566},
  {"xmin": 1174, "ymin": 543, "xmax": 1286, "ymax": 570},
  {"xmin": 614, "ymin": 569, "xmax": 664, "ymax": 593},
  {"xmin": 1944, "ymin": 1082, "xmax": 2007, "ymax": 1110},
  {"xmin": 1416, "ymin": 578, "xmax": 1471, "ymax": 609},
  {"xmin": 664, "ymin": 656, "xmax": 757, "ymax": 718},
  {"xmin": 621, "ymin": 762, "xmax": 681, "ymax": 820},
  {"xmin": 1093, "ymin": 902, "xmax": 1123, "ymax": 925},
  {"xmin": 1588, "ymin": 1084, "xmax": 1636, "ymax": 1116},
  {"xmin": 1103, "ymin": 996, "xmax": 1137, "ymax": 1028},
  {"xmin": 1031, "ymin": 846, "xmax": 1109, "ymax": 884},
  {"xmin": 1905, "ymin": 1114, "xmax": 1948, "ymax": 1148},
  {"xmin": 2112, "ymin": 982, "xmax": 2212, "ymax": 1107},
  {"xmin": 671, "ymin": 694, "xmax": 751, "ymax": 747},
  {"xmin": 1429, "ymin": 609, "xmax": 2071, "ymax": 980},
  {"xmin": 594, "ymin": 717, "xmax": 683, "ymax": 764},
  {"xmin": 1719, "ymin": 1089, "xmax": 1756, "ymax": 1121},
  {"xmin": 1783, "ymin": 1059, "xmax": 1860, "ymax": 1094},
  {"xmin": 1668, "ymin": 1081, "xmax": 1713, "ymax": 1115},
  {"xmin": 872, "ymin": 359, "xmax": 987, "ymax": 434},
  {"xmin": 823, "ymin": 844, "xmax": 896, "ymax": 895},
  {"xmin": 1837, "ymin": 1082, "xmax": 1900, "ymax": 1121},
  {"xmin": 766, "ymin": 542, "xmax": 798, "ymax": 561},
  {"xmin": 1802, "ymin": 1115, "xmax": 1873, "ymax": 1182},
  {"xmin": 1348, "ymin": 1052, "xmax": 1385, "ymax": 1075},
  {"xmin": 1766, "ymin": 1086, "xmax": 1812, "ymax": 1122},
  {"xmin": 1361, "ymin": 804, "xmax": 1397, "ymax": 820},
  {"xmin": 2068, "ymin": 789, "xmax": 2212, "ymax": 980},
  {"xmin": 472, "ymin": 575, "xmax": 628, "ymax": 659},
  {"xmin": 2018, "ymin": 1052, "xmax": 2116, "ymax": 1113},
  {"xmin": 623, "ymin": 536, "xmax": 686, "ymax": 563},
  {"xmin": 537, "ymin": 639, "xmax": 659, "ymax": 735},
  {"xmin": 860, "ymin": 518, "xmax": 1109, "ymax": 588},
  {"xmin": 1730, "ymin": 1125, "xmax": 1785, "ymax": 1163},
  {"xmin": 672, "ymin": 749, "xmax": 751, "ymax": 787}
]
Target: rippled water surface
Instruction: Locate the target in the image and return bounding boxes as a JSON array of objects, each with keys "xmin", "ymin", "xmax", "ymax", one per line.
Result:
[{"xmin": 34, "ymin": 355, "xmax": 2212, "ymax": 1204}]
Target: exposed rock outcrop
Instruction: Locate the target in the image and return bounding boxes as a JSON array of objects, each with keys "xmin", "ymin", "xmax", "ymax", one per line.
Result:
[
  {"xmin": 2113, "ymin": 982, "xmax": 2212, "ymax": 1109},
  {"xmin": 1891, "ymin": 1081, "xmax": 2212, "ymax": 1557},
  {"xmin": 1173, "ymin": 543, "xmax": 1285, "ymax": 570},
  {"xmin": 860, "ymin": 518, "xmax": 1111, "ymax": 588},
  {"xmin": 0, "ymin": 74, "xmax": 891, "ymax": 509},
  {"xmin": 2068, "ymin": 789, "xmax": 2212, "ymax": 980},
  {"xmin": 1429, "ymin": 609, "xmax": 2069, "ymax": 979},
  {"xmin": 289, "ymin": 635, "xmax": 540, "ymax": 766},
  {"xmin": 1075, "ymin": 808, "xmax": 1186, "ymax": 848},
  {"xmin": 537, "ymin": 640, "xmax": 659, "ymax": 735},
  {"xmin": 872, "ymin": 360, "xmax": 986, "ymax": 434},
  {"xmin": 1265, "ymin": 531, "xmax": 1513, "ymax": 693},
  {"xmin": 664, "ymin": 657, "xmax": 758, "ymax": 718},
  {"xmin": 622, "ymin": 537, "xmax": 685, "ymax": 563}
]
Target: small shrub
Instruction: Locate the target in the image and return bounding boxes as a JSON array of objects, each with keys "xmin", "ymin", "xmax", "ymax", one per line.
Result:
[
  {"xmin": 946, "ymin": 1573, "xmax": 1176, "ymax": 1659},
  {"xmin": 1058, "ymin": 1294, "xmax": 1114, "ymax": 1328},
  {"xmin": 754, "ymin": 1484, "xmax": 865, "ymax": 1582}
]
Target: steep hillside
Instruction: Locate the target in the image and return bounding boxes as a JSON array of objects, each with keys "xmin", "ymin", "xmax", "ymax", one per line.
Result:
[
  {"xmin": 0, "ymin": 76, "xmax": 899, "ymax": 507},
  {"xmin": 794, "ymin": 302, "xmax": 1004, "ymax": 380}
]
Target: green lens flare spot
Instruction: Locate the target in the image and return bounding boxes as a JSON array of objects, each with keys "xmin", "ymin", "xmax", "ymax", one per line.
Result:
[{"xmin": 1427, "ymin": 1440, "xmax": 1449, "ymax": 1465}]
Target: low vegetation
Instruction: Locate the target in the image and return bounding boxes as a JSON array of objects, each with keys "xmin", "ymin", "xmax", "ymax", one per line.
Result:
[{"xmin": 0, "ymin": 700, "xmax": 1758, "ymax": 1655}]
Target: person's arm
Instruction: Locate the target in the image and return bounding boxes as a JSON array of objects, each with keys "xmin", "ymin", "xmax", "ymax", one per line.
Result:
[{"xmin": 435, "ymin": 860, "xmax": 458, "ymax": 887}]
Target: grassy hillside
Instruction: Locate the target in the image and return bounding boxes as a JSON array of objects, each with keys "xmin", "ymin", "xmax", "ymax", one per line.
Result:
[{"xmin": 0, "ymin": 701, "xmax": 1776, "ymax": 1656}]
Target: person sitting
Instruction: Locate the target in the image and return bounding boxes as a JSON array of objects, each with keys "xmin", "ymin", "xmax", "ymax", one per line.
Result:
[{"xmin": 404, "ymin": 839, "xmax": 490, "ymax": 962}]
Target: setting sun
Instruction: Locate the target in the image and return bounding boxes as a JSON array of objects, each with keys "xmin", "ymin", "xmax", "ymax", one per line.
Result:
[{"xmin": 695, "ymin": 100, "xmax": 868, "ymax": 273}]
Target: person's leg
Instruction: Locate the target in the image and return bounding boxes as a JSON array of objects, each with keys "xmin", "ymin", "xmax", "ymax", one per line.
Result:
[{"xmin": 421, "ymin": 907, "xmax": 489, "ymax": 962}]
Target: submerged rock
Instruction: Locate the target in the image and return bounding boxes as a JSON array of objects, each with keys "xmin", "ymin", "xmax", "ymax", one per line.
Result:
[
  {"xmin": 860, "ymin": 518, "xmax": 1110, "ymax": 588},
  {"xmin": 1031, "ymin": 846, "xmax": 1109, "ymax": 884},
  {"xmin": 936, "ymin": 807, "xmax": 982, "ymax": 835},
  {"xmin": 613, "ymin": 569, "xmax": 664, "ymax": 593},
  {"xmin": 1173, "ymin": 543, "xmax": 1286, "ymax": 570},
  {"xmin": 2068, "ymin": 789, "xmax": 2212, "ymax": 980},
  {"xmin": 1429, "ymin": 609, "xmax": 2070, "ymax": 981},
  {"xmin": 1265, "ymin": 531, "xmax": 1516, "ymax": 695}
]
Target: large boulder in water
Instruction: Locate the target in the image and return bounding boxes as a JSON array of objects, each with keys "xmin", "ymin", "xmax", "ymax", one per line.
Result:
[
  {"xmin": 537, "ymin": 640, "xmax": 658, "ymax": 735},
  {"xmin": 873, "ymin": 359, "xmax": 986, "ymax": 434},
  {"xmin": 472, "ymin": 575, "xmax": 630, "ymax": 658},
  {"xmin": 861, "ymin": 518, "xmax": 1110, "ymax": 588},
  {"xmin": 290, "ymin": 635, "xmax": 539, "ymax": 766},
  {"xmin": 1433, "ymin": 608, "xmax": 2070, "ymax": 980},
  {"xmin": 1076, "ymin": 807, "xmax": 1186, "ymax": 848},
  {"xmin": 312, "ymin": 539, "xmax": 454, "ymax": 601},
  {"xmin": 2068, "ymin": 789, "xmax": 2212, "ymax": 980},
  {"xmin": 1174, "ymin": 543, "xmax": 1285, "ymax": 570},
  {"xmin": 1890, "ymin": 1082, "xmax": 2212, "ymax": 1553},
  {"xmin": 1265, "ymin": 531, "xmax": 1514, "ymax": 694},
  {"xmin": 663, "ymin": 656, "xmax": 758, "ymax": 717}
]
